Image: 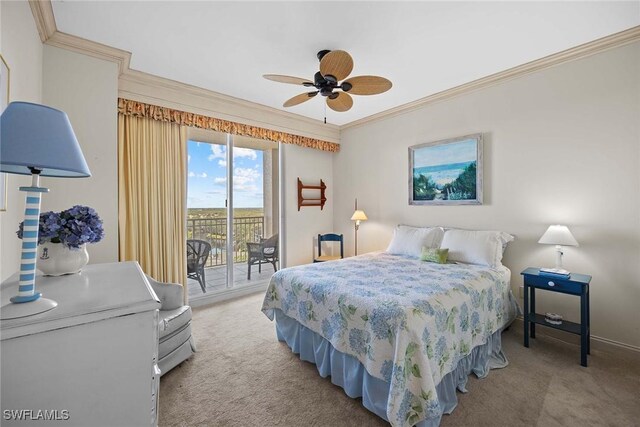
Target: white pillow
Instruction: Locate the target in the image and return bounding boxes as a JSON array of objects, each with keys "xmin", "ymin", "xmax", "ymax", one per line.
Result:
[
  {"xmin": 386, "ymin": 225, "xmax": 444, "ymax": 258},
  {"xmin": 440, "ymin": 229, "xmax": 514, "ymax": 267}
]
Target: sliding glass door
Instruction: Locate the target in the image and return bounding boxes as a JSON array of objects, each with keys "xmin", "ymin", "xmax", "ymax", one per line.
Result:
[
  {"xmin": 231, "ymin": 137, "xmax": 279, "ymax": 287},
  {"xmin": 186, "ymin": 130, "xmax": 279, "ymax": 301},
  {"xmin": 186, "ymin": 133, "xmax": 229, "ymax": 298}
]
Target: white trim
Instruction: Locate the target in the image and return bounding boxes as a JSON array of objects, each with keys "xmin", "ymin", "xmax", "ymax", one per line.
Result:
[
  {"xmin": 119, "ymin": 70, "xmax": 339, "ymax": 140},
  {"xmin": 117, "ymin": 81, "xmax": 339, "ymax": 145},
  {"xmin": 341, "ymin": 26, "xmax": 640, "ymax": 130},
  {"xmin": 189, "ymin": 282, "xmax": 268, "ymax": 309},
  {"xmin": 278, "ymin": 142, "xmax": 286, "ymax": 269},
  {"xmin": 48, "ymin": 32, "xmax": 131, "ymax": 75},
  {"xmin": 512, "ymin": 317, "xmax": 640, "ymax": 354},
  {"xmin": 340, "ymin": 25, "xmax": 640, "ymax": 132},
  {"xmin": 28, "ymin": 1, "xmax": 339, "ymax": 144},
  {"xmin": 28, "ymin": 1, "xmax": 639, "ymax": 134},
  {"xmin": 591, "ymin": 334, "xmax": 640, "ymax": 353},
  {"xmin": 226, "ymin": 134, "xmax": 234, "ymax": 289},
  {"xmin": 28, "ymin": 0, "xmax": 56, "ymax": 43}
]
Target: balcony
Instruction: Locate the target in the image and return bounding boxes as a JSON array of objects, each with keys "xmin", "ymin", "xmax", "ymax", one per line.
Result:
[
  {"xmin": 186, "ymin": 216, "xmax": 276, "ymax": 298},
  {"xmin": 186, "ymin": 264, "xmax": 275, "ymax": 300}
]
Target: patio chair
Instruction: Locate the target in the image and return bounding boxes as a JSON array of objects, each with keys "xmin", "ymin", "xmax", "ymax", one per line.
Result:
[
  {"xmin": 314, "ymin": 233, "xmax": 344, "ymax": 262},
  {"xmin": 187, "ymin": 239, "xmax": 211, "ymax": 293},
  {"xmin": 247, "ymin": 233, "xmax": 278, "ymax": 280}
]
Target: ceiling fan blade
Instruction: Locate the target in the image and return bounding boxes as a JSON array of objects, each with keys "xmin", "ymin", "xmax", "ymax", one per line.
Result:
[
  {"xmin": 264, "ymin": 74, "xmax": 313, "ymax": 86},
  {"xmin": 319, "ymin": 50, "xmax": 353, "ymax": 81},
  {"xmin": 283, "ymin": 91, "xmax": 318, "ymax": 107},
  {"xmin": 326, "ymin": 92, "xmax": 353, "ymax": 112},
  {"xmin": 343, "ymin": 75, "xmax": 392, "ymax": 95}
]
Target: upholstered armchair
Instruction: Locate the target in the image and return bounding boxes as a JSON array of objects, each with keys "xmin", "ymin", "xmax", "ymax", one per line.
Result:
[{"xmin": 146, "ymin": 275, "xmax": 196, "ymax": 376}]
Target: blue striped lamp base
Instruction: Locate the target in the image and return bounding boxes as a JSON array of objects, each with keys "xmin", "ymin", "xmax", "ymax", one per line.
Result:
[
  {"xmin": 11, "ymin": 292, "xmax": 42, "ymax": 303},
  {"xmin": 0, "ymin": 175, "xmax": 58, "ymax": 320}
]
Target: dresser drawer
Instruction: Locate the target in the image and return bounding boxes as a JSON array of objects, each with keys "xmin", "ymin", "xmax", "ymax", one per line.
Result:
[{"xmin": 523, "ymin": 274, "xmax": 582, "ymax": 294}]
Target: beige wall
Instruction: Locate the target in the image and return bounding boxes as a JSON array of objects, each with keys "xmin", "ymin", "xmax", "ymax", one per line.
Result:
[
  {"xmin": 41, "ymin": 45, "xmax": 119, "ymax": 264},
  {"xmin": 281, "ymin": 143, "xmax": 334, "ymax": 267},
  {"xmin": 334, "ymin": 42, "xmax": 640, "ymax": 349},
  {"xmin": 4, "ymin": 1, "xmax": 638, "ymax": 350},
  {"xmin": 0, "ymin": 1, "xmax": 44, "ymax": 280}
]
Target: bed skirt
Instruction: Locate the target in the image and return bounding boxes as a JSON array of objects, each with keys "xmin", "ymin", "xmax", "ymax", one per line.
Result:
[{"xmin": 274, "ymin": 309, "xmax": 509, "ymax": 427}]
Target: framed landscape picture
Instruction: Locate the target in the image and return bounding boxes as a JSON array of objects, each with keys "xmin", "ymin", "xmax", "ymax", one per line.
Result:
[
  {"xmin": 0, "ymin": 54, "xmax": 9, "ymax": 211},
  {"xmin": 409, "ymin": 133, "xmax": 483, "ymax": 205}
]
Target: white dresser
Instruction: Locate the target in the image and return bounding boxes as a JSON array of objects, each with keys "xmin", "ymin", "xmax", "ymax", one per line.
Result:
[{"xmin": 1, "ymin": 262, "xmax": 161, "ymax": 427}]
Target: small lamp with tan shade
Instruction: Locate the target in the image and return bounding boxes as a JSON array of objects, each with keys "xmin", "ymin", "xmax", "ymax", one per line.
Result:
[{"xmin": 350, "ymin": 199, "xmax": 368, "ymax": 256}]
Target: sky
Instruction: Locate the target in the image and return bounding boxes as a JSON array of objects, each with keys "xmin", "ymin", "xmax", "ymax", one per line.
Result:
[
  {"xmin": 187, "ymin": 140, "xmax": 263, "ymax": 208},
  {"xmin": 414, "ymin": 138, "xmax": 477, "ymax": 168}
]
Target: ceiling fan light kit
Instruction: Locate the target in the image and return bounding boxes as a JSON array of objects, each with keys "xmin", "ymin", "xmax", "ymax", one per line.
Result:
[{"xmin": 263, "ymin": 49, "xmax": 392, "ymax": 117}]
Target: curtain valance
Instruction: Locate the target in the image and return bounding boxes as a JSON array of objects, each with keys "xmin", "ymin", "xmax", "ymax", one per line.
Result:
[{"xmin": 118, "ymin": 98, "xmax": 340, "ymax": 153}]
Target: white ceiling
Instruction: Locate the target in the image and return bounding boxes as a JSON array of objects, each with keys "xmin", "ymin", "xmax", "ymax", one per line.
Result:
[{"xmin": 52, "ymin": 1, "xmax": 639, "ymax": 126}]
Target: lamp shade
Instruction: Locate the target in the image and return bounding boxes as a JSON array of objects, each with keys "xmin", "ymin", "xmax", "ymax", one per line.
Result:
[
  {"xmin": 0, "ymin": 102, "xmax": 91, "ymax": 177},
  {"xmin": 351, "ymin": 210, "xmax": 368, "ymax": 221},
  {"xmin": 538, "ymin": 225, "xmax": 579, "ymax": 247}
]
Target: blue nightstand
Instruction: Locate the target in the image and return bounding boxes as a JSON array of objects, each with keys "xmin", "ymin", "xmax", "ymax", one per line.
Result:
[{"xmin": 521, "ymin": 268, "xmax": 592, "ymax": 367}]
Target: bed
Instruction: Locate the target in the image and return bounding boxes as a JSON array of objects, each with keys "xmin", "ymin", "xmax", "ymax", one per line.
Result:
[{"xmin": 261, "ymin": 251, "xmax": 518, "ymax": 427}]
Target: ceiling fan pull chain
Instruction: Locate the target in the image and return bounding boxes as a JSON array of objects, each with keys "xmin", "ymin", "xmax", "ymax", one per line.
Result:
[{"xmin": 324, "ymin": 102, "xmax": 327, "ymax": 124}]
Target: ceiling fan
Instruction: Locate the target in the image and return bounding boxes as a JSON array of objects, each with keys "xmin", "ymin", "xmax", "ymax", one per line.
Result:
[{"xmin": 263, "ymin": 50, "xmax": 392, "ymax": 114}]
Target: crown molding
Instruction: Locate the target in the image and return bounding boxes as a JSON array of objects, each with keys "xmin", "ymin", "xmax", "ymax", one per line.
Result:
[
  {"xmin": 47, "ymin": 31, "xmax": 132, "ymax": 75},
  {"xmin": 28, "ymin": 0, "xmax": 57, "ymax": 43},
  {"xmin": 341, "ymin": 25, "xmax": 640, "ymax": 131},
  {"xmin": 27, "ymin": 0, "xmax": 338, "ymax": 143},
  {"xmin": 28, "ymin": 0, "xmax": 131, "ymax": 74},
  {"xmin": 119, "ymin": 68, "xmax": 339, "ymax": 140},
  {"xmin": 28, "ymin": 1, "xmax": 639, "ymax": 135}
]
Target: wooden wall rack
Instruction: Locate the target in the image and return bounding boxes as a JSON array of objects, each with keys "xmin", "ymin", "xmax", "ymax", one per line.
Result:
[{"xmin": 298, "ymin": 178, "xmax": 327, "ymax": 211}]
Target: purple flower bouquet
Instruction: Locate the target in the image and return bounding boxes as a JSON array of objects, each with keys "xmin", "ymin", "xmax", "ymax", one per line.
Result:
[{"xmin": 17, "ymin": 205, "xmax": 104, "ymax": 249}]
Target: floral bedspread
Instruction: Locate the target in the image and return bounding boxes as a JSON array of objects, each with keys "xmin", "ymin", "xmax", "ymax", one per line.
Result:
[{"xmin": 261, "ymin": 252, "xmax": 517, "ymax": 427}]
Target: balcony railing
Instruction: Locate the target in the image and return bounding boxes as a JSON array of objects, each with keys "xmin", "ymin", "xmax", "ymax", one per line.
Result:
[{"xmin": 186, "ymin": 216, "xmax": 265, "ymax": 267}]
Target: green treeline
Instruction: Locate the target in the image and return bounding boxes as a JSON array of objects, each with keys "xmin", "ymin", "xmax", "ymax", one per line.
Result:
[{"xmin": 413, "ymin": 162, "xmax": 476, "ymax": 201}]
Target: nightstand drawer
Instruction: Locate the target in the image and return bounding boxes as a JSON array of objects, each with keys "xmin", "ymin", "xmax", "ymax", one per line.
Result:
[{"xmin": 523, "ymin": 274, "xmax": 582, "ymax": 294}]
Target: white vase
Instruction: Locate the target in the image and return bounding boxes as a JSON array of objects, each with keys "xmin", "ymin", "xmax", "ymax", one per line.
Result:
[{"xmin": 38, "ymin": 242, "xmax": 89, "ymax": 276}]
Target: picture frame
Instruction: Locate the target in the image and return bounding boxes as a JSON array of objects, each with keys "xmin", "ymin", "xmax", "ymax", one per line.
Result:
[
  {"xmin": 408, "ymin": 133, "xmax": 483, "ymax": 205},
  {"xmin": 0, "ymin": 54, "xmax": 9, "ymax": 211}
]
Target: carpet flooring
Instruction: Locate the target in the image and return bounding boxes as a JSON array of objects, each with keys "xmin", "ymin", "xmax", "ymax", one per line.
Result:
[{"xmin": 159, "ymin": 292, "xmax": 640, "ymax": 427}]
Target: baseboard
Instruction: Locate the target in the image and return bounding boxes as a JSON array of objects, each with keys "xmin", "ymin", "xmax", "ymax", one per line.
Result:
[
  {"xmin": 591, "ymin": 334, "xmax": 640, "ymax": 354},
  {"xmin": 189, "ymin": 281, "xmax": 269, "ymax": 308},
  {"xmin": 512, "ymin": 317, "xmax": 640, "ymax": 354}
]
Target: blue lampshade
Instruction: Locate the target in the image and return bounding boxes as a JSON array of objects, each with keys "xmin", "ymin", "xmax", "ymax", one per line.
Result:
[{"xmin": 0, "ymin": 101, "xmax": 91, "ymax": 177}]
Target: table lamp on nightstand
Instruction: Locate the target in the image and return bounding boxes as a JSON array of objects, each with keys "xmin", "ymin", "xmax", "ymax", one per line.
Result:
[
  {"xmin": 0, "ymin": 102, "xmax": 91, "ymax": 320},
  {"xmin": 538, "ymin": 225, "xmax": 579, "ymax": 275}
]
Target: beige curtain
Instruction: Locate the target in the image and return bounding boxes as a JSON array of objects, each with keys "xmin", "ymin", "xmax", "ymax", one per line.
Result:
[{"xmin": 118, "ymin": 114, "xmax": 188, "ymax": 300}]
